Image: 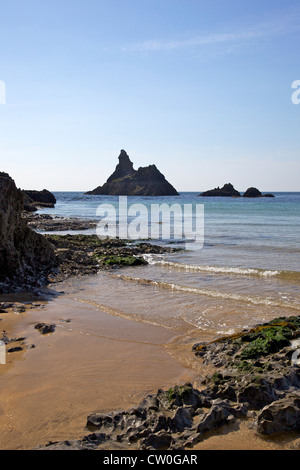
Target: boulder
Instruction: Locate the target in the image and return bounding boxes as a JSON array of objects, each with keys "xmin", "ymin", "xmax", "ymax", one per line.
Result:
[
  {"xmin": 86, "ymin": 150, "xmax": 179, "ymax": 196},
  {"xmin": 256, "ymin": 393, "xmax": 300, "ymax": 435},
  {"xmin": 243, "ymin": 187, "xmax": 262, "ymax": 198},
  {"xmin": 34, "ymin": 323, "xmax": 56, "ymax": 334},
  {"xmin": 0, "ymin": 172, "xmax": 57, "ymax": 293},
  {"xmin": 243, "ymin": 187, "xmax": 274, "ymax": 198}
]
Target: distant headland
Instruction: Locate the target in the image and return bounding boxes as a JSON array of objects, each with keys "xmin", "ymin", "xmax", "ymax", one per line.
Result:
[{"xmin": 85, "ymin": 150, "xmax": 179, "ymax": 196}]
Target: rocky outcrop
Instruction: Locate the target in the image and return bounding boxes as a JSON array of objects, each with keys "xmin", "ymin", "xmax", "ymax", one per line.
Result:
[
  {"xmin": 22, "ymin": 189, "xmax": 56, "ymax": 211},
  {"xmin": 106, "ymin": 149, "xmax": 135, "ymax": 182},
  {"xmin": 38, "ymin": 315, "xmax": 300, "ymax": 450},
  {"xmin": 199, "ymin": 184, "xmax": 274, "ymax": 198},
  {"xmin": 243, "ymin": 187, "xmax": 262, "ymax": 198},
  {"xmin": 86, "ymin": 150, "xmax": 179, "ymax": 196},
  {"xmin": 45, "ymin": 234, "xmax": 178, "ymax": 282},
  {"xmin": 0, "ymin": 172, "xmax": 57, "ymax": 293},
  {"xmin": 25, "ymin": 213, "xmax": 97, "ymax": 231},
  {"xmin": 199, "ymin": 183, "xmax": 240, "ymax": 197},
  {"xmin": 243, "ymin": 187, "xmax": 274, "ymax": 198}
]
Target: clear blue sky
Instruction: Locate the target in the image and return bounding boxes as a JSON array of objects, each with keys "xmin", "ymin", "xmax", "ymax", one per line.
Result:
[{"xmin": 0, "ymin": 0, "xmax": 299, "ymax": 191}]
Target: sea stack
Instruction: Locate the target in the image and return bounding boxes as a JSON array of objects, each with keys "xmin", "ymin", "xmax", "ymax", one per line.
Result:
[
  {"xmin": 86, "ymin": 150, "xmax": 179, "ymax": 196},
  {"xmin": 0, "ymin": 172, "xmax": 57, "ymax": 293}
]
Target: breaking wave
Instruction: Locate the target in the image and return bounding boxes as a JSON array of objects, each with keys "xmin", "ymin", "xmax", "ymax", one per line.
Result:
[
  {"xmin": 143, "ymin": 255, "xmax": 300, "ymax": 280},
  {"xmin": 112, "ymin": 273, "xmax": 300, "ymax": 311}
]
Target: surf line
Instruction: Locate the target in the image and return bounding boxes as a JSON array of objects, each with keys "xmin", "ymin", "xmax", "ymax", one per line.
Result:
[
  {"xmin": 111, "ymin": 274, "xmax": 300, "ymax": 311},
  {"xmin": 71, "ymin": 296, "xmax": 176, "ymax": 331}
]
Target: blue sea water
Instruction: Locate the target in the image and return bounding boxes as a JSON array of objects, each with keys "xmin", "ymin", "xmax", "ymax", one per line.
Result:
[
  {"xmin": 38, "ymin": 191, "xmax": 300, "ymax": 341},
  {"xmin": 39, "ymin": 191, "xmax": 300, "ymax": 270}
]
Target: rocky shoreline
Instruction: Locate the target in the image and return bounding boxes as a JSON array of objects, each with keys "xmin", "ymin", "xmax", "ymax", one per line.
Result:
[
  {"xmin": 20, "ymin": 210, "xmax": 180, "ymax": 286},
  {"xmin": 24, "ymin": 213, "xmax": 98, "ymax": 232},
  {"xmin": 0, "ymin": 173, "xmax": 57, "ymax": 294},
  {"xmin": 43, "ymin": 233, "xmax": 178, "ymax": 283},
  {"xmin": 36, "ymin": 315, "xmax": 300, "ymax": 450}
]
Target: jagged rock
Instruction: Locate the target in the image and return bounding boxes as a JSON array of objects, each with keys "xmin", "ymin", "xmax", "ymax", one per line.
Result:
[
  {"xmin": 140, "ymin": 431, "xmax": 174, "ymax": 450},
  {"xmin": 86, "ymin": 150, "xmax": 179, "ymax": 196},
  {"xmin": 256, "ymin": 393, "xmax": 300, "ymax": 434},
  {"xmin": 106, "ymin": 149, "xmax": 135, "ymax": 182},
  {"xmin": 199, "ymin": 183, "xmax": 240, "ymax": 197},
  {"xmin": 0, "ymin": 172, "xmax": 57, "ymax": 293}
]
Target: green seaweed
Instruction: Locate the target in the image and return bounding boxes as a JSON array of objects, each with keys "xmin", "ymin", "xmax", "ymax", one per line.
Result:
[
  {"xmin": 100, "ymin": 255, "xmax": 147, "ymax": 267},
  {"xmin": 166, "ymin": 384, "xmax": 193, "ymax": 403},
  {"xmin": 239, "ymin": 325, "xmax": 293, "ymax": 359}
]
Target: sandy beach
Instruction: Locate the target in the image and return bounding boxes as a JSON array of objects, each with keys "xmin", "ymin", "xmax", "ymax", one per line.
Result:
[
  {"xmin": 0, "ymin": 283, "xmax": 298, "ymax": 451},
  {"xmin": 0, "ymin": 290, "xmax": 195, "ymax": 450}
]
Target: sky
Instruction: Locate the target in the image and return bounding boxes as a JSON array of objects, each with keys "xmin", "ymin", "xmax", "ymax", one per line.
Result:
[{"xmin": 0, "ymin": 0, "xmax": 300, "ymax": 192}]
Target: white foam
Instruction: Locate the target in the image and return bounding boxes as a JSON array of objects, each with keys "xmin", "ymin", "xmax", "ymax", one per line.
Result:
[
  {"xmin": 115, "ymin": 274, "xmax": 300, "ymax": 311},
  {"xmin": 145, "ymin": 257, "xmax": 280, "ymax": 277}
]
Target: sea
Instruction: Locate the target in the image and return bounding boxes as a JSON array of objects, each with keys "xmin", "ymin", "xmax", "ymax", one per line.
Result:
[{"xmin": 37, "ymin": 191, "xmax": 300, "ymax": 348}]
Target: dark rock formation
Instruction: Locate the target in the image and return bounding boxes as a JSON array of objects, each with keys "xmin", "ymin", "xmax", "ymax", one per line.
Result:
[
  {"xmin": 34, "ymin": 322, "xmax": 56, "ymax": 334},
  {"xmin": 0, "ymin": 172, "xmax": 57, "ymax": 293},
  {"xmin": 243, "ymin": 187, "xmax": 274, "ymax": 198},
  {"xmin": 45, "ymin": 234, "xmax": 178, "ymax": 282},
  {"xmin": 25, "ymin": 213, "xmax": 97, "ymax": 232},
  {"xmin": 243, "ymin": 187, "xmax": 262, "ymax": 198},
  {"xmin": 86, "ymin": 150, "xmax": 179, "ymax": 196},
  {"xmin": 22, "ymin": 189, "xmax": 56, "ymax": 211},
  {"xmin": 199, "ymin": 183, "xmax": 240, "ymax": 197},
  {"xmin": 106, "ymin": 149, "xmax": 135, "ymax": 182},
  {"xmin": 256, "ymin": 393, "xmax": 300, "ymax": 434}
]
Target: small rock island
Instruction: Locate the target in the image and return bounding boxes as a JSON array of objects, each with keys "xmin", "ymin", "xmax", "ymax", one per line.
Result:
[
  {"xmin": 199, "ymin": 184, "xmax": 274, "ymax": 198},
  {"xmin": 199, "ymin": 183, "xmax": 241, "ymax": 197},
  {"xmin": 86, "ymin": 150, "xmax": 179, "ymax": 196},
  {"xmin": 243, "ymin": 187, "xmax": 275, "ymax": 198}
]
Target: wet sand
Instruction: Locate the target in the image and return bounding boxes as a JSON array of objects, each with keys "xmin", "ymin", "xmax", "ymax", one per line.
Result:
[{"xmin": 0, "ymin": 293, "xmax": 194, "ymax": 450}]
